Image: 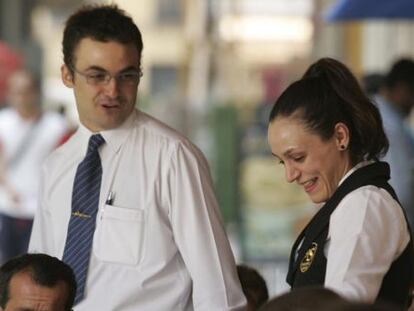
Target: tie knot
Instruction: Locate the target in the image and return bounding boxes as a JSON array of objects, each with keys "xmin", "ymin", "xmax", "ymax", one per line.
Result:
[{"xmin": 87, "ymin": 134, "xmax": 105, "ymax": 154}]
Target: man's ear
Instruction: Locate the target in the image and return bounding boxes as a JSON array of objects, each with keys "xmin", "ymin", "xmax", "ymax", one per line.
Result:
[{"xmin": 61, "ymin": 64, "xmax": 74, "ymax": 88}]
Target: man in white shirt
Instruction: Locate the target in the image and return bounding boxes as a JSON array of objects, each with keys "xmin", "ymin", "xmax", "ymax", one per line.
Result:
[
  {"xmin": 0, "ymin": 69, "xmax": 68, "ymax": 264},
  {"xmin": 29, "ymin": 4, "xmax": 246, "ymax": 310}
]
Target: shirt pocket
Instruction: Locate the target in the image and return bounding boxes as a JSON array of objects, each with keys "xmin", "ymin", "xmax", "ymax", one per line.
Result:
[{"xmin": 95, "ymin": 204, "xmax": 145, "ymax": 265}]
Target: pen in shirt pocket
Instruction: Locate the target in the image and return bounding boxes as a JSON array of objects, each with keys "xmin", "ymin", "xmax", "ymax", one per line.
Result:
[{"xmin": 105, "ymin": 191, "xmax": 115, "ymax": 205}]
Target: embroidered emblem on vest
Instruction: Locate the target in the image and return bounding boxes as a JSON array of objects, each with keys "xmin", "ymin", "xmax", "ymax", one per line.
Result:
[{"xmin": 300, "ymin": 242, "xmax": 318, "ymax": 273}]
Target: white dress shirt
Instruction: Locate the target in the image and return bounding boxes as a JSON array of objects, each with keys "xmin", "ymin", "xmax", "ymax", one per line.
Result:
[
  {"xmin": 0, "ymin": 108, "xmax": 68, "ymax": 218},
  {"xmin": 324, "ymin": 162, "xmax": 411, "ymax": 303},
  {"xmin": 29, "ymin": 109, "xmax": 246, "ymax": 311}
]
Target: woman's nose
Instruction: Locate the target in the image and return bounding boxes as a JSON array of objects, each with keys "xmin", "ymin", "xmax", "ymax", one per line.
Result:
[{"xmin": 285, "ymin": 164, "xmax": 300, "ymax": 183}]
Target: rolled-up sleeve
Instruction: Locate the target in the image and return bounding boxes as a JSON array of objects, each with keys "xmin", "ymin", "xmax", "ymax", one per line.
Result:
[
  {"xmin": 325, "ymin": 186, "xmax": 410, "ymax": 302},
  {"xmin": 168, "ymin": 141, "xmax": 246, "ymax": 310}
]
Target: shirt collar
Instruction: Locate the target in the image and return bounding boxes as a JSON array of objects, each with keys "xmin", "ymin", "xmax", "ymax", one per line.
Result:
[
  {"xmin": 338, "ymin": 160, "xmax": 375, "ymax": 187},
  {"xmin": 314, "ymin": 160, "xmax": 376, "ymax": 208},
  {"xmin": 75, "ymin": 110, "xmax": 137, "ymax": 155}
]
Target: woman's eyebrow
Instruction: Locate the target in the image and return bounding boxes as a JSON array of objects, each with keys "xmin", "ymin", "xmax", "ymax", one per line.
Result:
[{"xmin": 271, "ymin": 153, "xmax": 282, "ymax": 161}]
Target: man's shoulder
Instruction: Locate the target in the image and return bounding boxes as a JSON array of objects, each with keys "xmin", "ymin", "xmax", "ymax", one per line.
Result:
[
  {"xmin": 0, "ymin": 108, "xmax": 17, "ymax": 125},
  {"xmin": 135, "ymin": 110, "xmax": 192, "ymax": 146},
  {"xmin": 134, "ymin": 112, "xmax": 208, "ymax": 166},
  {"xmin": 0, "ymin": 107, "xmax": 14, "ymax": 116}
]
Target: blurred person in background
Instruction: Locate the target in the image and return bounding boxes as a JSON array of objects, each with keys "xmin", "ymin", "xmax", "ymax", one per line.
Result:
[
  {"xmin": 0, "ymin": 68, "xmax": 68, "ymax": 264},
  {"xmin": 373, "ymin": 59, "xmax": 414, "ymax": 229},
  {"xmin": 0, "ymin": 42, "xmax": 22, "ymax": 109},
  {"xmin": 0, "ymin": 253, "xmax": 76, "ymax": 311},
  {"xmin": 267, "ymin": 58, "xmax": 414, "ymax": 309},
  {"xmin": 237, "ymin": 264, "xmax": 269, "ymax": 310},
  {"xmin": 361, "ymin": 73, "xmax": 384, "ymax": 98},
  {"xmin": 29, "ymin": 4, "xmax": 245, "ymax": 310}
]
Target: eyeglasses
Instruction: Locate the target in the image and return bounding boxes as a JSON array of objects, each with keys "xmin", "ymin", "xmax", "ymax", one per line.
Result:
[{"xmin": 69, "ymin": 65, "xmax": 143, "ymax": 86}]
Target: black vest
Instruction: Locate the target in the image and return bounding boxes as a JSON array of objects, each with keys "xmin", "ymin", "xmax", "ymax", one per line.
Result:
[{"xmin": 286, "ymin": 162, "xmax": 414, "ymax": 309}]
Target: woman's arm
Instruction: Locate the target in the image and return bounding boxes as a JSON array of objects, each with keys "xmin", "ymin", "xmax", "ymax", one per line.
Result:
[{"xmin": 324, "ymin": 185, "xmax": 410, "ymax": 302}]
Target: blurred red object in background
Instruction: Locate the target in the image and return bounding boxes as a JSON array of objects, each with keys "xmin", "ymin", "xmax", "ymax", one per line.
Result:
[{"xmin": 0, "ymin": 42, "xmax": 22, "ymax": 106}]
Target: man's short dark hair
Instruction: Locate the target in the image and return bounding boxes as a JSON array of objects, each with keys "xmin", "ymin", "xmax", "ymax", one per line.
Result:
[
  {"xmin": 260, "ymin": 286, "xmax": 345, "ymax": 311},
  {"xmin": 362, "ymin": 73, "xmax": 384, "ymax": 96},
  {"xmin": 237, "ymin": 264, "xmax": 269, "ymax": 309},
  {"xmin": 62, "ymin": 4, "xmax": 143, "ymax": 70},
  {"xmin": 384, "ymin": 58, "xmax": 414, "ymax": 89},
  {"xmin": 0, "ymin": 253, "xmax": 76, "ymax": 311}
]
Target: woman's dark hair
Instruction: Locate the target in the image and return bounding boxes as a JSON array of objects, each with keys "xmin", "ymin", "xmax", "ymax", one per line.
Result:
[
  {"xmin": 269, "ymin": 58, "xmax": 389, "ymax": 165},
  {"xmin": 62, "ymin": 4, "xmax": 143, "ymax": 70}
]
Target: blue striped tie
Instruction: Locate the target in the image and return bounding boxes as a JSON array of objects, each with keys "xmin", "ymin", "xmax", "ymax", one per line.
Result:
[{"xmin": 62, "ymin": 134, "xmax": 105, "ymax": 304}]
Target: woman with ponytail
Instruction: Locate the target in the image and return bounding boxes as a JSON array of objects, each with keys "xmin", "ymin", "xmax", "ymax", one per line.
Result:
[{"xmin": 268, "ymin": 58, "xmax": 414, "ymax": 309}]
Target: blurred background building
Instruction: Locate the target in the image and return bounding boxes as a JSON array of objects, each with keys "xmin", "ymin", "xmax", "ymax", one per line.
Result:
[{"xmin": 1, "ymin": 0, "xmax": 414, "ymax": 296}]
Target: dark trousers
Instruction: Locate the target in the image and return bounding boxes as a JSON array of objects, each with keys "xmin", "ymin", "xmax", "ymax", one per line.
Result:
[{"xmin": 0, "ymin": 213, "xmax": 33, "ymax": 264}]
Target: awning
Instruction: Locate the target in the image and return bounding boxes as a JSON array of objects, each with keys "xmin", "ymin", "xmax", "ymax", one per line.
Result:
[{"xmin": 326, "ymin": 0, "xmax": 414, "ymax": 21}]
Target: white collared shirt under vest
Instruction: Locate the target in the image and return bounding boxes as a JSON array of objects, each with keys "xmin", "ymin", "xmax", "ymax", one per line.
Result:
[
  {"xmin": 29, "ymin": 109, "xmax": 246, "ymax": 311},
  {"xmin": 324, "ymin": 161, "xmax": 410, "ymax": 302}
]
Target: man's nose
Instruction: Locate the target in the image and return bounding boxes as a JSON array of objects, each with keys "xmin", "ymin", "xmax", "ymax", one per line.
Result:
[{"xmin": 103, "ymin": 77, "xmax": 120, "ymax": 97}]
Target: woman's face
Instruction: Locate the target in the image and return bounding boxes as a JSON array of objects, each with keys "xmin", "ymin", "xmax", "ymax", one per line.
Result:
[{"xmin": 268, "ymin": 115, "xmax": 352, "ymax": 203}]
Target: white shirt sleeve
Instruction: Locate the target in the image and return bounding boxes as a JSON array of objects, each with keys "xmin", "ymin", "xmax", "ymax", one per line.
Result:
[
  {"xmin": 324, "ymin": 185, "xmax": 410, "ymax": 303},
  {"xmin": 29, "ymin": 164, "xmax": 56, "ymax": 256},
  {"xmin": 168, "ymin": 142, "xmax": 246, "ymax": 311}
]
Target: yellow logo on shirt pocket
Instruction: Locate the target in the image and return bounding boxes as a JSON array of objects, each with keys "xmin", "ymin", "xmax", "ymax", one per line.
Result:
[{"xmin": 300, "ymin": 242, "xmax": 318, "ymax": 273}]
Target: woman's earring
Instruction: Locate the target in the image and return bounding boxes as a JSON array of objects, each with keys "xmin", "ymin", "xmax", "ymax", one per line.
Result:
[{"xmin": 340, "ymin": 145, "xmax": 346, "ymax": 150}]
